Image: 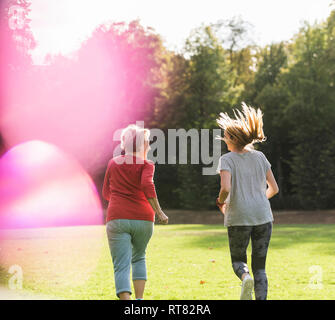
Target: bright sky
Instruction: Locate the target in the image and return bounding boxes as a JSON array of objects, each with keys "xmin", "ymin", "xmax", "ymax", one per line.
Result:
[{"xmin": 28, "ymin": 0, "xmax": 334, "ymax": 64}]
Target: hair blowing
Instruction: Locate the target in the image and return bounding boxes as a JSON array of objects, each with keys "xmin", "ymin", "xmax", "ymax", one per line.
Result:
[{"xmin": 216, "ymin": 102, "xmax": 266, "ymax": 148}]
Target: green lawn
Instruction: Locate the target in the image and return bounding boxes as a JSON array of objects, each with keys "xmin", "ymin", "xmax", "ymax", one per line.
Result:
[{"xmin": 0, "ymin": 224, "xmax": 334, "ymax": 300}]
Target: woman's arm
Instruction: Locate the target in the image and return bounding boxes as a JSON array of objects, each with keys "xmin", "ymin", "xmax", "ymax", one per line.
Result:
[
  {"xmin": 266, "ymin": 168, "xmax": 279, "ymax": 199},
  {"xmin": 147, "ymin": 197, "xmax": 168, "ymax": 224},
  {"xmin": 141, "ymin": 162, "xmax": 168, "ymax": 224}
]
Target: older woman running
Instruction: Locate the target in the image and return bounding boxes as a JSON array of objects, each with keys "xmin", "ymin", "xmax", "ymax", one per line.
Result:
[
  {"xmin": 103, "ymin": 124, "xmax": 168, "ymax": 300},
  {"xmin": 216, "ymin": 103, "xmax": 279, "ymax": 300}
]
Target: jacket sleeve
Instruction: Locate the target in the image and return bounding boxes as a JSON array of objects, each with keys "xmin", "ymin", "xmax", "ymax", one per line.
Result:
[
  {"xmin": 141, "ymin": 161, "xmax": 157, "ymax": 199},
  {"xmin": 102, "ymin": 161, "xmax": 112, "ymax": 201}
]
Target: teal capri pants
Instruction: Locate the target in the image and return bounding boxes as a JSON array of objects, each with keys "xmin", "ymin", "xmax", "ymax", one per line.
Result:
[{"xmin": 106, "ymin": 219, "xmax": 154, "ymax": 297}]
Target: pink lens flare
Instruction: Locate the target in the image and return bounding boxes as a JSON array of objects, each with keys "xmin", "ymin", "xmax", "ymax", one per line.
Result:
[
  {"xmin": 0, "ymin": 22, "xmax": 156, "ymax": 174},
  {"xmin": 0, "ymin": 140, "xmax": 104, "ymax": 291},
  {"xmin": 0, "ymin": 140, "xmax": 103, "ymax": 229}
]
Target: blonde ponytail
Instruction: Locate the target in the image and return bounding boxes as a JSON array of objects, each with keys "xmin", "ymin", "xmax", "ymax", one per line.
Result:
[{"xmin": 216, "ymin": 102, "xmax": 266, "ymax": 148}]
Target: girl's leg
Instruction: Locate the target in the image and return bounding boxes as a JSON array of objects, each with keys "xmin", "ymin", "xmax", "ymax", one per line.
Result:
[
  {"xmin": 251, "ymin": 222, "xmax": 272, "ymax": 300},
  {"xmin": 130, "ymin": 220, "xmax": 154, "ymax": 299},
  {"xmin": 106, "ymin": 220, "xmax": 132, "ymax": 299},
  {"xmin": 227, "ymin": 226, "xmax": 253, "ymax": 279}
]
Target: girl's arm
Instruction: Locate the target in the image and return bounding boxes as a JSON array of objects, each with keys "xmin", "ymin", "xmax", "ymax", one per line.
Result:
[
  {"xmin": 218, "ymin": 170, "xmax": 231, "ymax": 204},
  {"xmin": 266, "ymin": 168, "xmax": 279, "ymax": 199}
]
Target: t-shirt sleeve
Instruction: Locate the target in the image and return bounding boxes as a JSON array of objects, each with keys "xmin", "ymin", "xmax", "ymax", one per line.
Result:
[
  {"xmin": 141, "ymin": 161, "xmax": 157, "ymax": 199},
  {"xmin": 216, "ymin": 156, "xmax": 232, "ymax": 174},
  {"xmin": 260, "ymin": 152, "xmax": 271, "ymax": 172}
]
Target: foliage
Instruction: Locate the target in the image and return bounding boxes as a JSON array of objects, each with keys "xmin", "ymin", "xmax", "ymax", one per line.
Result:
[
  {"xmin": 0, "ymin": 0, "xmax": 36, "ymax": 154},
  {"xmin": 1, "ymin": 6, "xmax": 335, "ymax": 210},
  {"xmin": 285, "ymin": 20, "xmax": 335, "ymax": 209}
]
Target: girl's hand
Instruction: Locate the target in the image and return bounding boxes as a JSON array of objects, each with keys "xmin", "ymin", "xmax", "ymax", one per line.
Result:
[
  {"xmin": 157, "ymin": 210, "xmax": 169, "ymax": 224},
  {"xmin": 216, "ymin": 198, "xmax": 226, "ymax": 215}
]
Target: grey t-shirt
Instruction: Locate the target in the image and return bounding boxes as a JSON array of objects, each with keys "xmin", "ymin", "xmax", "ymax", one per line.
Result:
[{"xmin": 216, "ymin": 149, "xmax": 273, "ymax": 227}]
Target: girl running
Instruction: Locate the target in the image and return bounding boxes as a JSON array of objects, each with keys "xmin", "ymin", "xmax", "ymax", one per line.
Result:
[{"xmin": 216, "ymin": 103, "xmax": 279, "ymax": 300}]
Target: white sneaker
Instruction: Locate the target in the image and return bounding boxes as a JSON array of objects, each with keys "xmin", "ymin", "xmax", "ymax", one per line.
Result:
[{"xmin": 240, "ymin": 274, "xmax": 254, "ymax": 300}]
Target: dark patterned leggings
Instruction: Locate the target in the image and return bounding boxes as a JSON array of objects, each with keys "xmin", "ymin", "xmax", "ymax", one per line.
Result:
[{"xmin": 227, "ymin": 222, "xmax": 272, "ymax": 300}]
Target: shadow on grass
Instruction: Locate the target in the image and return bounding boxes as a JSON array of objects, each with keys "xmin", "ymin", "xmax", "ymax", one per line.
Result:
[
  {"xmin": 163, "ymin": 224, "xmax": 335, "ymax": 255},
  {"xmin": 269, "ymin": 224, "xmax": 335, "ymax": 254}
]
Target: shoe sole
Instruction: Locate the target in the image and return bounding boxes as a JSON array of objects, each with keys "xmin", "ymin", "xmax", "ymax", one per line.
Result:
[{"xmin": 240, "ymin": 278, "xmax": 254, "ymax": 300}]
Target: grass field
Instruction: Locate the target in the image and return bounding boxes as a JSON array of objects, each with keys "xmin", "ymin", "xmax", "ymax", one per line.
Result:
[{"xmin": 0, "ymin": 224, "xmax": 334, "ymax": 300}]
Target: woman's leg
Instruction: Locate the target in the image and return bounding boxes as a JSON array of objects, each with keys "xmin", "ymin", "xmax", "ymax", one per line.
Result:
[
  {"xmin": 227, "ymin": 225, "xmax": 253, "ymax": 280},
  {"xmin": 133, "ymin": 280, "xmax": 146, "ymax": 299},
  {"xmin": 250, "ymin": 222, "xmax": 272, "ymax": 300},
  {"xmin": 106, "ymin": 220, "xmax": 132, "ymax": 299},
  {"xmin": 130, "ymin": 220, "xmax": 154, "ymax": 299},
  {"xmin": 119, "ymin": 292, "xmax": 131, "ymax": 300}
]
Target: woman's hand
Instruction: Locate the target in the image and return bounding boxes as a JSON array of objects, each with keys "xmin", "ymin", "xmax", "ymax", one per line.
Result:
[
  {"xmin": 147, "ymin": 198, "xmax": 168, "ymax": 224},
  {"xmin": 157, "ymin": 210, "xmax": 169, "ymax": 224},
  {"xmin": 216, "ymin": 198, "xmax": 226, "ymax": 216}
]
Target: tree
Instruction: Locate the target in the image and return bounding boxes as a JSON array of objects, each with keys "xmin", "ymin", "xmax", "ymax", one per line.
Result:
[
  {"xmin": 242, "ymin": 43, "xmax": 291, "ymax": 207},
  {"xmin": 153, "ymin": 20, "xmax": 253, "ymax": 209},
  {"xmin": 285, "ymin": 20, "xmax": 335, "ymax": 209},
  {"xmin": 0, "ymin": 0, "xmax": 36, "ymax": 154},
  {"xmin": 0, "ymin": 0, "xmax": 35, "ymax": 70}
]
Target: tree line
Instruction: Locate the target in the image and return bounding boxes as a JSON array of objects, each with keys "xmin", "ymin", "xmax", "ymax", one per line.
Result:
[{"xmin": 1, "ymin": 1, "xmax": 334, "ymax": 211}]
